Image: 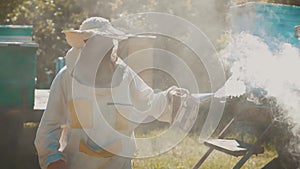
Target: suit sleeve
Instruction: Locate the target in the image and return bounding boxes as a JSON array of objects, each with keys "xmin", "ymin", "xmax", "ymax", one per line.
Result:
[
  {"xmin": 34, "ymin": 68, "xmax": 68, "ymax": 169},
  {"xmin": 128, "ymin": 68, "xmax": 174, "ymax": 123}
]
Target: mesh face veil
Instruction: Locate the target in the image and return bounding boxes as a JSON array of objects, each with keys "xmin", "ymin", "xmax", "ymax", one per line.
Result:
[
  {"xmin": 110, "ymin": 39, "xmax": 119, "ymax": 63},
  {"xmin": 72, "ymin": 35, "xmax": 123, "ymax": 88}
]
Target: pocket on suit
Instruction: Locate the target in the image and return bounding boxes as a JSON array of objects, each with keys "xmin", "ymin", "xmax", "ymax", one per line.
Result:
[
  {"xmin": 68, "ymin": 99, "xmax": 93, "ymax": 129},
  {"xmin": 79, "ymin": 139, "xmax": 122, "ymax": 158}
]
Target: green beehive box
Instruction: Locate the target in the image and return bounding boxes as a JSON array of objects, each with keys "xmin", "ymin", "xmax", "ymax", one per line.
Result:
[{"xmin": 0, "ymin": 25, "xmax": 38, "ymax": 108}]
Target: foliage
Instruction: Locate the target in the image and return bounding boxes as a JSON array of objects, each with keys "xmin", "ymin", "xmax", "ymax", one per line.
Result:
[
  {"xmin": 133, "ymin": 132, "xmax": 277, "ymax": 169},
  {"xmin": 1, "ymin": 0, "xmax": 87, "ymax": 85},
  {"xmin": 0, "ymin": 0, "xmax": 23, "ymax": 22},
  {"xmin": 1, "ymin": 0, "xmax": 230, "ymax": 86},
  {"xmin": 0, "ymin": 0, "xmax": 299, "ymax": 85}
]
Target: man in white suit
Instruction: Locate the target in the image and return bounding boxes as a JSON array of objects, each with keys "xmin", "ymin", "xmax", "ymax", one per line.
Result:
[{"xmin": 35, "ymin": 17, "xmax": 188, "ymax": 169}]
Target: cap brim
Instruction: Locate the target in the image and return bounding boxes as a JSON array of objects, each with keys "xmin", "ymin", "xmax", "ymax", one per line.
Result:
[
  {"xmin": 63, "ymin": 30, "xmax": 93, "ymax": 48},
  {"xmin": 63, "ymin": 25, "xmax": 156, "ymax": 47}
]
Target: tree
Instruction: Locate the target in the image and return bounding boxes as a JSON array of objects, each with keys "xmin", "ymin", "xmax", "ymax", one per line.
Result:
[
  {"xmin": 2, "ymin": 0, "xmax": 87, "ymax": 86},
  {"xmin": 0, "ymin": 0, "xmax": 23, "ymax": 23},
  {"xmin": 1, "ymin": 0, "xmax": 298, "ymax": 86}
]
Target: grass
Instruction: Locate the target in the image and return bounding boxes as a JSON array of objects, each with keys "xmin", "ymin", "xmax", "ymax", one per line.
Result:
[
  {"xmin": 23, "ymin": 122, "xmax": 39, "ymax": 128},
  {"xmin": 25, "ymin": 123, "xmax": 277, "ymax": 168},
  {"xmin": 132, "ymin": 132, "xmax": 277, "ymax": 169}
]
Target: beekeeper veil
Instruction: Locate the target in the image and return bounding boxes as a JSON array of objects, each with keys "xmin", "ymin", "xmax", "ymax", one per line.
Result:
[
  {"xmin": 64, "ymin": 17, "xmax": 155, "ymax": 87},
  {"xmin": 71, "ymin": 35, "xmax": 124, "ymax": 87},
  {"xmin": 63, "ymin": 17, "xmax": 127, "ymax": 76}
]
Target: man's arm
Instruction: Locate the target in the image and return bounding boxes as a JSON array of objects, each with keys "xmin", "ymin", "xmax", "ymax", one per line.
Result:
[
  {"xmin": 128, "ymin": 68, "xmax": 186, "ymax": 123},
  {"xmin": 34, "ymin": 69, "xmax": 68, "ymax": 169}
]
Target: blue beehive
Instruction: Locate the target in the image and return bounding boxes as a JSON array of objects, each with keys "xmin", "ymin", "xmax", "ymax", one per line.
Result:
[
  {"xmin": 230, "ymin": 2, "xmax": 300, "ymax": 50},
  {"xmin": 0, "ymin": 25, "xmax": 38, "ymax": 108}
]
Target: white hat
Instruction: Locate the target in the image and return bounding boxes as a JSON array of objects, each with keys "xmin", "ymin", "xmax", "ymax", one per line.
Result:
[{"xmin": 63, "ymin": 17, "xmax": 127, "ymax": 48}]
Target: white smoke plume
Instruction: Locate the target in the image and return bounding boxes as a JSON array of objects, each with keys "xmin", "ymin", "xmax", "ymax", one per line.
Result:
[{"xmin": 220, "ymin": 31, "xmax": 300, "ymax": 157}]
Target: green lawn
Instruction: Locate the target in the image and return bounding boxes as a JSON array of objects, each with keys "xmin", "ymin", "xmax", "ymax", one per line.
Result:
[
  {"xmin": 25, "ymin": 123, "xmax": 277, "ymax": 169},
  {"xmin": 133, "ymin": 133, "xmax": 277, "ymax": 169}
]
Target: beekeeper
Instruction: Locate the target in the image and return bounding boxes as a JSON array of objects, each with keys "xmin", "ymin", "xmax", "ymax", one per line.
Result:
[{"xmin": 35, "ymin": 17, "xmax": 188, "ymax": 169}]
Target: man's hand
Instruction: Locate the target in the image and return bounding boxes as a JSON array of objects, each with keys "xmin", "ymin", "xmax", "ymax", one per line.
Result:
[
  {"xmin": 47, "ymin": 159, "xmax": 68, "ymax": 169},
  {"xmin": 167, "ymin": 86, "xmax": 189, "ymax": 101},
  {"xmin": 167, "ymin": 86, "xmax": 190, "ymax": 123}
]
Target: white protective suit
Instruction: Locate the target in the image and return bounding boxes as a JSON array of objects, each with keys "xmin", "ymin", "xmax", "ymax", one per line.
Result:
[{"xmin": 34, "ymin": 36, "xmax": 176, "ymax": 169}]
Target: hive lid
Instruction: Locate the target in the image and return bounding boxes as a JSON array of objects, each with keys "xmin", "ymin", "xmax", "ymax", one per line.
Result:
[
  {"xmin": 0, "ymin": 41, "xmax": 38, "ymax": 47},
  {"xmin": 0, "ymin": 25, "xmax": 37, "ymax": 43}
]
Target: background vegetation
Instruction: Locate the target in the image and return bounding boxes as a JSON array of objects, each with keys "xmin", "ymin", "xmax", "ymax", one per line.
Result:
[
  {"xmin": 133, "ymin": 132, "xmax": 277, "ymax": 169},
  {"xmin": 1, "ymin": 0, "xmax": 298, "ymax": 85},
  {"xmin": 1, "ymin": 0, "xmax": 299, "ymax": 168},
  {"xmin": 2, "ymin": 0, "xmax": 228, "ymax": 86}
]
